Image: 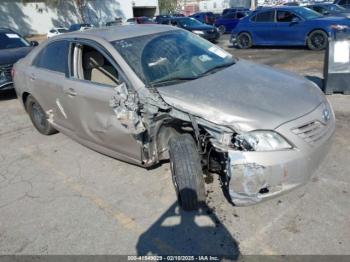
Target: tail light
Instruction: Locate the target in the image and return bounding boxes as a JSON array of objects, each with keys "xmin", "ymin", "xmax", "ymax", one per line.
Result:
[
  {"xmin": 11, "ymin": 68, "xmax": 15, "ymax": 79},
  {"xmin": 205, "ymin": 15, "xmax": 209, "ymax": 24}
]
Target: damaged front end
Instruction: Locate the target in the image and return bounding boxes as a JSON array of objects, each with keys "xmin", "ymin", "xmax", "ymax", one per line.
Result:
[{"xmin": 109, "ymin": 82, "xmax": 334, "ymax": 206}]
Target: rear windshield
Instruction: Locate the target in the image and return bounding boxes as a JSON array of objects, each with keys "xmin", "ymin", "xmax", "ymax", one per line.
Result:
[{"xmin": 0, "ymin": 32, "xmax": 29, "ymax": 50}]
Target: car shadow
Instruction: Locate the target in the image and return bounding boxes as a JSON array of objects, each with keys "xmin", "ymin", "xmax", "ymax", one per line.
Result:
[
  {"xmin": 136, "ymin": 196, "xmax": 240, "ymax": 259},
  {"xmin": 0, "ymin": 89, "xmax": 17, "ymax": 101}
]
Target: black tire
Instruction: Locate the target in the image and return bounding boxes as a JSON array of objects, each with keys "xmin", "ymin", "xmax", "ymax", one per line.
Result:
[
  {"xmin": 307, "ymin": 30, "xmax": 328, "ymax": 51},
  {"xmin": 236, "ymin": 32, "xmax": 252, "ymax": 49},
  {"xmin": 168, "ymin": 133, "xmax": 206, "ymax": 211},
  {"xmin": 26, "ymin": 95, "xmax": 58, "ymax": 136},
  {"xmin": 218, "ymin": 25, "xmax": 226, "ymax": 34}
]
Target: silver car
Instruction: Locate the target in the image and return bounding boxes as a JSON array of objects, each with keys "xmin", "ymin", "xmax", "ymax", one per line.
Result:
[{"xmin": 13, "ymin": 25, "xmax": 335, "ymax": 210}]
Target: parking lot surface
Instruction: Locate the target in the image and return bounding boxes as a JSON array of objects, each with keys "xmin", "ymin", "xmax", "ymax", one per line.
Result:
[{"xmin": 0, "ymin": 35, "xmax": 349, "ymax": 256}]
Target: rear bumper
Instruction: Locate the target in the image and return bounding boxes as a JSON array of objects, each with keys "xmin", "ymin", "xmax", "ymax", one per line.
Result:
[{"xmin": 226, "ymin": 101, "xmax": 335, "ymax": 206}]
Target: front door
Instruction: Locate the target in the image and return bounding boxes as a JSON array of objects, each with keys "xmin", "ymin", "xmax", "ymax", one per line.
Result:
[
  {"xmin": 60, "ymin": 41, "xmax": 142, "ymax": 162},
  {"xmin": 274, "ymin": 10, "xmax": 306, "ymax": 45}
]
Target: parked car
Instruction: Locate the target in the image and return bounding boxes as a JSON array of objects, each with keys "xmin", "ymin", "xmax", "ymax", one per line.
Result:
[
  {"xmin": 13, "ymin": 25, "xmax": 335, "ymax": 210},
  {"xmin": 231, "ymin": 6, "xmax": 350, "ymax": 50},
  {"xmin": 171, "ymin": 17, "xmax": 220, "ymax": 41},
  {"xmin": 106, "ymin": 18, "xmax": 123, "ymax": 27},
  {"xmin": 307, "ymin": 3, "xmax": 350, "ymax": 18},
  {"xmin": 190, "ymin": 12, "xmax": 216, "ymax": 25},
  {"xmin": 222, "ymin": 7, "xmax": 249, "ymax": 16},
  {"xmin": 155, "ymin": 15, "xmax": 172, "ymax": 24},
  {"xmin": 0, "ymin": 28, "xmax": 38, "ymax": 91},
  {"xmin": 172, "ymin": 13, "xmax": 185, "ymax": 17},
  {"xmin": 47, "ymin": 27, "xmax": 69, "ymax": 38},
  {"xmin": 126, "ymin": 17, "xmax": 156, "ymax": 25},
  {"xmin": 215, "ymin": 10, "xmax": 250, "ymax": 34},
  {"xmin": 284, "ymin": 2, "xmax": 300, "ymax": 6},
  {"xmin": 69, "ymin": 23, "xmax": 93, "ymax": 32},
  {"xmin": 334, "ymin": 0, "xmax": 350, "ymax": 9}
]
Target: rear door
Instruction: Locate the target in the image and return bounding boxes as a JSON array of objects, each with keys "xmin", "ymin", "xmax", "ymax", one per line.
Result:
[
  {"xmin": 58, "ymin": 40, "xmax": 142, "ymax": 162},
  {"xmin": 250, "ymin": 10, "xmax": 276, "ymax": 45},
  {"xmin": 27, "ymin": 40, "xmax": 73, "ymax": 130}
]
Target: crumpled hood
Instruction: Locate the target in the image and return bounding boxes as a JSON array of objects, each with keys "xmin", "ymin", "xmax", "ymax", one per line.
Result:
[
  {"xmin": 157, "ymin": 60, "xmax": 325, "ymax": 132},
  {"xmin": 0, "ymin": 46, "xmax": 33, "ymax": 65}
]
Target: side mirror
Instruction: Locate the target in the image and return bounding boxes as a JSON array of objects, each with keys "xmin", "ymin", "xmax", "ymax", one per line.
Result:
[
  {"xmin": 30, "ymin": 41, "xmax": 39, "ymax": 46},
  {"xmin": 323, "ymin": 10, "xmax": 330, "ymax": 15},
  {"xmin": 290, "ymin": 17, "xmax": 300, "ymax": 25}
]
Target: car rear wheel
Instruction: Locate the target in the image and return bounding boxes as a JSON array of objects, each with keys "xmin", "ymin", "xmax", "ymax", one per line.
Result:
[
  {"xmin": 307, "ymin": 30, "xmax": 328, "ymax": 50},
  {"xmin": 168, "ymin": 133, "xmax": 206, "ymax": 211},
  {"xmin": 26, "ymin": 95, "xmax": 58, "ymax": 136},
  {"xmin": 218, "ymin": 25, "xmax": 226, "ymax": 34},
  {"xmin": 236, "ymin": 32, "xmax": 252, "ymax": 49}
]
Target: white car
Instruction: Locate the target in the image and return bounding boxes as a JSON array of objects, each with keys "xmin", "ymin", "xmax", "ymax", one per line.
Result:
[{"xmin": 47, "ymin": 28, "xmax": 69, "ymax": 38}]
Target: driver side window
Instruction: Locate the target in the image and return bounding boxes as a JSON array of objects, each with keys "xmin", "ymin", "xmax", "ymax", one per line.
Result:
[
  {"xmin": 72, "ymin": 44, "xmax": 120, "ymax": 86},
  {"xmin": 276, "ymin": 11, "xmax": 299, "ymax": 22}
]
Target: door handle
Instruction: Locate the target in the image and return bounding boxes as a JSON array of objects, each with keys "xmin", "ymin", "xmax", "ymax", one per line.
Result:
[{"xmin": 65, "ymin": 88, "xmax": 77, "ymax": 97}]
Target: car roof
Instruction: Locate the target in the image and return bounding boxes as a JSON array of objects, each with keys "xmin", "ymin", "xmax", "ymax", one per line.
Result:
[
  {"xmin": 67, "ymin": 24, "xmax": 178, "ymax": 42},
  {"xmin": 0, "ymin": 28, "xmax": 14, "ymax": 34},
  {"xmin": 255, "ymin": 6, "xmax": 305, "ymax": 11},
  {"xmin": 308, "ymin": 3, "xmax": 334, "ymax": 6}
]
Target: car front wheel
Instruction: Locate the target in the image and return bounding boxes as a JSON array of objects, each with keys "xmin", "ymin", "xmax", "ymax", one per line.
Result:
[
  {"xmin": 236, "ymin": 32, "xmax": 253, "ymax": 49},
  {"xmin": 168, "ymin": 133, "xmax": 206, "ymax": 211},
  {"xmin": 307, "ymin": 30, "xmax": 328, "ymax": 50},
  {"xmin": 26, "ymin": 95, "xmax": 58, "ymax": 135}
]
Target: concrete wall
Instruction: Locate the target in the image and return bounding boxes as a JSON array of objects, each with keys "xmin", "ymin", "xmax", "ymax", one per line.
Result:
[{"xmin": 0, "ymin": 0, "xmax": 158, "ymax": 36}]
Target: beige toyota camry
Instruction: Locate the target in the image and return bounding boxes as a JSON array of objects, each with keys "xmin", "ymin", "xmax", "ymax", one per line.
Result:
[{"xmin": 13, "ymin": 25, "xmax": 335, "ymax": 210}]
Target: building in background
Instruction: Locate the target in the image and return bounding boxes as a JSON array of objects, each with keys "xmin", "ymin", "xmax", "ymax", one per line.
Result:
[
  {"xmin": 178, "ymin": 0, "xmax": 200, "ymax": 16},
  {"xmin": 0, "ymin": 0, "xmax": 159, "ymax": 35},
  {"xmin": 198, "ymin": 0, "xmax": 258, "ymax": 13}
]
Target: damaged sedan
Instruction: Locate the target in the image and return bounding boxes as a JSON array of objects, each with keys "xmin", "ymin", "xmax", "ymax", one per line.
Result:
[{"xmin": 13, "ymin": 25, "xmax": 335, "ymax": 210}]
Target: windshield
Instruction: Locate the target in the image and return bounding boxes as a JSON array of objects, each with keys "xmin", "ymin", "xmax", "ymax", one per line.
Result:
[
  {"xmin": 327, "ymin": 4, "xmax": 346, "ymax": 12},
  {"xmin": 0, "ymin": 32, "xmax": 30, "ymax": 50},
  {"xmin": 178, "ymin": 18, "xmax": 203, "ymax": 27},
  {"xmin": 294, "ymin": 7, "xmax": 323, "ymax": 19},
  {"xmin": 112, "ymin": 30, "xmax": 235, "ymax": 86}
]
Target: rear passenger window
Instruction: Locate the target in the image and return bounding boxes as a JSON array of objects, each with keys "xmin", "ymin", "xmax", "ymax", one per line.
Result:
[
  {"xmin": 254, "ymin": 10, "xmax": 275, "ymax": 22},
  {"xmin": 34, "ymin": 40, "xmax": 69, "ymax": 74}
]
